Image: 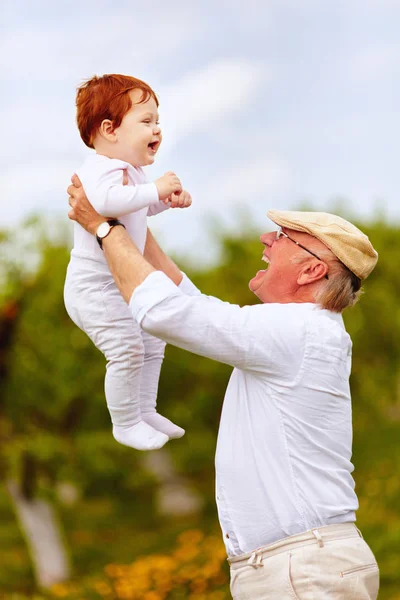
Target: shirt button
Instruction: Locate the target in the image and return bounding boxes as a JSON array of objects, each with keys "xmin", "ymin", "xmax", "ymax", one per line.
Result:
[{"xmin": 225, "ymin": 533, "xmax": 230, "ymax": 539}]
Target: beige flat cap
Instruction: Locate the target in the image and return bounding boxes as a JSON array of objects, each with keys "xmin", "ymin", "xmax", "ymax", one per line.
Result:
[{"xmin": 267, "ymin": 210, "xmax": 378, "ymax": 280}]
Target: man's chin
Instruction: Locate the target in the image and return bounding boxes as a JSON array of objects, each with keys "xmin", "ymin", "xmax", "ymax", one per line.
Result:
[
  {"xmin": 249, "ymin": 269, "xmax": 267, "ymax": 298},
  {"xmin": 249, "ymin": 269, "xmax": 267, "ymax": 291}
]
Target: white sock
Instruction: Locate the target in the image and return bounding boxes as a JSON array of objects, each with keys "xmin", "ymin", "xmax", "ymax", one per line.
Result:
[
  {"xmin": 142, "ymin": 412, "xmax": 185, "ymax": 440},
  {"xmin": 113, "ymin": 421, "xmax": 169, "ymax": 451},
  {"xmin": 139, "ymin": 331, "xmax": 185, "ymax": 439}
]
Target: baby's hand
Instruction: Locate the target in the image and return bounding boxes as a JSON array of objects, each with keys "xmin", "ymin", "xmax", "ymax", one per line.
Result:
[
  {"xmin": 169, "ymin": 189, "xmax": 192, "ymax": 209},
  {"xmin": 155, "ymin": 171, "xmax": 182, "ymax": 202}
]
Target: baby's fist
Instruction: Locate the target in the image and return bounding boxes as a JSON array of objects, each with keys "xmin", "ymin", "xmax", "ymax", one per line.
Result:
[
  {"xmin": 155, "ymin": 171, "xmax": 182, "ymax": 202},
  {"xmin": 169, "ymin": 190, "xmax": 192, "ymax": 209}
]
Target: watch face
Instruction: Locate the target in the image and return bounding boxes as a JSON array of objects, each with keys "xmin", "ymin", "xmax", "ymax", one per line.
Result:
[{"xmin": 97, "ymin": 222, "xmax": 111, "ymax": 238}]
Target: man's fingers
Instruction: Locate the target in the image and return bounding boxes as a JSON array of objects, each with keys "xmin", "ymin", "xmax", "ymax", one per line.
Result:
[
  {"xmin": 67, "ymin": 184, "xmax": 76, "ymax": 197},
  {"xmin": 67, "ymin": 179, "xmax": 82, "ymax": 198},
  {"xmin": 71, "ymin": 173, "xmax": 83, "ymax": 188}
]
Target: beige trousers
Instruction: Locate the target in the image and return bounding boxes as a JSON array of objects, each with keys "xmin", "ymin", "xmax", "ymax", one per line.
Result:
[{"xmin": 228, "ymin": 523, "xmax": 379, "ymax": 599}]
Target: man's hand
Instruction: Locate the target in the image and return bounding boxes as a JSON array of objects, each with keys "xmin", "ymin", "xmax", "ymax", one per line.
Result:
[
  {"xmin": 155, "ymin": 171, "xmax": 182, "ymax": 202},
  {"xmin": 169, "ymin": 189, "xmax": 192, "ymax": 209},
  {"xmin": 67, "ymin": 174, "xmax": 106, "ymax": 234}
]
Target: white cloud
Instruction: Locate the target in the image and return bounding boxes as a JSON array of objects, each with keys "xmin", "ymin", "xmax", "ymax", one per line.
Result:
[
  {"xmin": 349, "ymin": 43, "xmax": 400, "ymax": 82},
  {"xmin": 0, "ymin": 160, "xmax": 74, "ymax": 220},
  {"xmin": 2, "ymin": 0, "xmax": 400, "ymax": 267},
  {"xmin": 201, "ymin": 157, "xmax": 289, "ymax": 208},
  {"xmin": 158, "ymin": 59, "xmax": 267, "ymax": 148},
  {"xmin": 1, "ymin": 9, "xmax": 201, "ymax": 83}
]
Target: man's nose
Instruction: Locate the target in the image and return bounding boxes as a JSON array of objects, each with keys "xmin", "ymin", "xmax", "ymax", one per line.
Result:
[{"xmin": 260, "ymin": 231, "xmax": 276, "ymax": 246}]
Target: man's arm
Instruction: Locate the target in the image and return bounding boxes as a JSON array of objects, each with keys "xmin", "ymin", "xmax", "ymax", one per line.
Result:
[
  {"xmin": 143, "ymin": 229, "xmax": 203, "ymax": 297},
  {"xmin": 103, "ymin": 226, "xmax": 155, "ymax": 302},
  {"xmin": 143, "ymin": 229, "xmax": 183, "ymax": 287}
]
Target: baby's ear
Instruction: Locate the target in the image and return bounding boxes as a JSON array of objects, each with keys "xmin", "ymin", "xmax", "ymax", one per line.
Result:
[{"xmin": 99, "ymin": 119, "xmax": 116, "ymax": 142}]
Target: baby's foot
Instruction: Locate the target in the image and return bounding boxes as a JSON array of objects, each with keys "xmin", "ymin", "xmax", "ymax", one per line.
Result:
[
  {"xmin": 113, "ymin": 421, "xmax": 169, "ymax": 450},
  {"xmin": 142, "ymin": 412, "xmax": 185, "ymax": 440}
]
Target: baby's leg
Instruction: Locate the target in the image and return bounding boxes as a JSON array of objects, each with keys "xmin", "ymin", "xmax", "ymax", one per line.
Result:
[
  {"xmin": 140, "ymin": 330, "xmax": 185, "ymax": 439},
  {"xmin": 64, "ymin": 267, "xmax": 168, "ymax": 450}
]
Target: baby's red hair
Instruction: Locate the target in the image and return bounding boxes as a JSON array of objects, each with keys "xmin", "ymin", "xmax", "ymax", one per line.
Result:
[{"xmin": 76, "ymin": 74, "xmax": 158, "ymax": 148}]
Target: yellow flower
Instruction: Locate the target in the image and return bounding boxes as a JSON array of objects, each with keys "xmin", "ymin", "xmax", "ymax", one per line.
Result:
[
  {"xmin": 190, "ymin": 578, "xmax": 208, "ymax": 593},
  {"xmin": 208, "ymin": 592, "xmax": 227, "ymax": 600},
  {"xmin": 50, "ymin": 583, "xmax": 69, "ymax": 597},
  {"xmin": 105, "ymin": 564, "xmax": 128, "ymax": 578},
  {"xmin": 143, "ymin": 592, "xmax": 165, "ymax": 600},
  {"xmin": 177, "ymin": 529, "xmax": 204, "ymax": 546},
  {"xmin": 95, "ymin": 581, "xmax": 112, "ymax": 596}
]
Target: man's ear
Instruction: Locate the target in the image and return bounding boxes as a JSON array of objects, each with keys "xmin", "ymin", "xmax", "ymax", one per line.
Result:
[
  {"xmin": 99, "ymin": 119, "xmax": 117, "ymax": 142},
  {"xmin": 297, "ymin": 261, "xmax": 328, "ymax": 286}
]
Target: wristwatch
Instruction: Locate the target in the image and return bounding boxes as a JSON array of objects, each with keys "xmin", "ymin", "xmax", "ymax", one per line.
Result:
[{"xmin": 96, "ymin": 219, "xmax": 126, "ymax": 249}]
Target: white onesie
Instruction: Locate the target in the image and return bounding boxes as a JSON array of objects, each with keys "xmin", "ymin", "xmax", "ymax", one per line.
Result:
[{"xmin": 64, "ymin": 153, "xmax": 175, "ymax": 449}]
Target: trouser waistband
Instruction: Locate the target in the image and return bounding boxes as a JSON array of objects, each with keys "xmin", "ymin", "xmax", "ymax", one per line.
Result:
[{"xmin": 228, "ymin": 523, "xmax": 362, "ymax": 569}]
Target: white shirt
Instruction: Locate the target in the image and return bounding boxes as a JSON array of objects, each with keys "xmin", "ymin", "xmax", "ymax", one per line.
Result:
[
  {"xmin": 71, "ymin": 154, "xmax": 168, "ymax": 263},
  {"xmin": 130, "ymin": 271, "xmax": 358, "ymax": 556}
]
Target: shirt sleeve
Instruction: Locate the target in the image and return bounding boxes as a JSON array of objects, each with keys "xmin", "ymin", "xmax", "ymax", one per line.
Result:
[
  {"xmin": 178, "ymin": 272, "xmax": 202, "ymax": 296},
  {"xmin": 78, "ymin": 160, "xmax": 161, "ymax": 217},
  {"xmin": 147, "ymin": 202, "xmax": 170, "ymax": 216},
  {"xmin": 130, "ymin": 271, "xmax": 274, "ymax": 371},
  {"xmin": 177, "ymin": 272, "xmax": 231, "ymax": 305}
]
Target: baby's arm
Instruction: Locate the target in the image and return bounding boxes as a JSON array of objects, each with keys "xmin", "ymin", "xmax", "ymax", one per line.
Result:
[
  {"xmin": 79, "ymin": 161, "xmax": 182, "ymax": 218},
  {"xmin": 80, "ymin": 162, "xmax": 158, "ymax": 217}
]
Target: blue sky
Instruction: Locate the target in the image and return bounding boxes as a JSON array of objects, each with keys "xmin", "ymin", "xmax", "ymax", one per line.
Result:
[{"xmin": 3, "ymin": 0, "xmax": 399, "ymax": 265}]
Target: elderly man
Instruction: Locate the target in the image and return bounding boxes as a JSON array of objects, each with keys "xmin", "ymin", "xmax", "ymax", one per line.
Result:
[{"xmin": 67, "ymin": 176, "xmax": 379, "ymax": 600}]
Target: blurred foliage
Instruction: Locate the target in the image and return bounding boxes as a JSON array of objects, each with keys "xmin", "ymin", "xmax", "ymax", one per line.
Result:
[
  {"xmin": 47, "ymin": 529, "xmax": 229, "ymax": 600},
  {"xmin": 0, "ymin": 214, "xmax": 399, "ymax": 599}
]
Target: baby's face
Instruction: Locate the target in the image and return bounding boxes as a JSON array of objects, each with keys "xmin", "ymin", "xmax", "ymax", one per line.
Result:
[{"xmin": 113, "ymin": 90, "xmax": 162, "ymax": 166}]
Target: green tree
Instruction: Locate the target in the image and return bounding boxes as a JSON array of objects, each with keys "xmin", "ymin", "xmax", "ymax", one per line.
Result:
[{"xmin": 1, "ymin": 215, "xmax": 399, "ymax": 598}]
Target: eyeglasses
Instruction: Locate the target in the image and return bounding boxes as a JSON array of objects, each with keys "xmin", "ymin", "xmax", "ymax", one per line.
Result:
[{"xmin": 275, "ymin": 227, "xmax": 329, "ymax": 279}]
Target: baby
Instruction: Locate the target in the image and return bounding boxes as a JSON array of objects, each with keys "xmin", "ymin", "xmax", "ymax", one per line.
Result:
[{"xmin": 64, "ymin": 74, "xmax": 191, "ymax": 450}]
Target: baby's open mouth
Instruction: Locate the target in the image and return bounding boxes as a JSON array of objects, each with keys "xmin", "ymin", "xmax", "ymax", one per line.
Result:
[{"xmin": 148, "ymin": 141, "xmax": 159, "ymax": 153}]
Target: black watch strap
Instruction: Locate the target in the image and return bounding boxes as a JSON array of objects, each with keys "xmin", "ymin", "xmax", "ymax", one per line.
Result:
[{"xmin": 96, "ymin": 219, "xmax": 126, "ymax": 250}]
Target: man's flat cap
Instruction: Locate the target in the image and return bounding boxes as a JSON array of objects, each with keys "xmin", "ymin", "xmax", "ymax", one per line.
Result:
[{"xmin": 267, "ymin": 210, "xmax": 378, "ymax": 280}]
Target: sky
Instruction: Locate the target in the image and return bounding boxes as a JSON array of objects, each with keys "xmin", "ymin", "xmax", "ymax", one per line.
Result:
[{"xmin": 2, "ymin": 0, "xmax": 399, "ymax": 266}]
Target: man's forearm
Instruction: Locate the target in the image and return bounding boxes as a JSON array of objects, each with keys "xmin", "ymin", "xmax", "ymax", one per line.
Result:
[
  {"xmin": 102, "ymin": 226, "xmax": 156, "ymax": 303},
  {"xmin": 144, "ymin": 229, "xmax": 183, "ymax": 286}
]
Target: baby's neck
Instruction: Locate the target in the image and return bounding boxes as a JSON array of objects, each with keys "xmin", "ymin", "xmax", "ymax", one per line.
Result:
[
  {"xmin": 94, "ymin": 147, "xmax": 139, "ymax": 169},
  {"xmin": 93, "ymin": 141, "xmax": 138, "ymax": 168}
]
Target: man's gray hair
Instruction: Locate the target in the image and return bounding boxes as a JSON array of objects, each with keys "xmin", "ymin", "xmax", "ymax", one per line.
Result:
[
  {"xmin": 315, "ymin": 262, "xmax": 362, "ymax": 312},
  {"xmin": 291, "ymin": 250, "xmax": 362, "ymax": 312}
]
